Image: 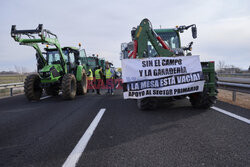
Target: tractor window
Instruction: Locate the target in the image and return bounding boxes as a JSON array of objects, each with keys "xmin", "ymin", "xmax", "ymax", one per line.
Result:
[
  {"xmin": 63, "ymin": 50, "xmax": 69, "ymax": 62},
  {"xmin": 146, "ymin": 31, "xmax": 180, "ymax": 57},
  {"xmin": 157, "ymin": 31, "xmax": 180, "ymax": 49},
  {"xmin": 88, "ymin": 58, "xmax": 96, "ymax": 67},
  {"xmin": 69, "ymin": 52, "xmax": 75, "ymax": 63},
  {"xmin": 47, "ymin": 51, "xmax": 61, "ymax": 64},
  {"xmin": 67, "ymin": 52, "xmax": 76, "ymax": 70},
  {"xmin": 79, "ymin": 49, "xmax": 88, "ymax": 65},
  {"xmin": 87, "ymin": 57, "xmax": 98, "ymax": 71},
  {"xmin": 80, "ymin": 49, "xmax": 86, "ymax": 57},
  {"xmin": 147, "ymin": 42, "xmax": 157, "ymax": 57}
]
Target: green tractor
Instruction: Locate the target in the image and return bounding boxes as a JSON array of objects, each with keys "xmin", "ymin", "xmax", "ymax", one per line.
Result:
[
  {"xmin": 121, "ymin": 18, "xmax": 218, "ymax": 110},
  {"xmin": 85, "ymin": 55, "xmax": 107, "ymax": 83},
  {"xmin": 11, "ymin": 24, "xmax": 88, "ymax": 100},
  {"xmin": 86, "ymin": 55, "xmax": 106, "ymax": 73}
]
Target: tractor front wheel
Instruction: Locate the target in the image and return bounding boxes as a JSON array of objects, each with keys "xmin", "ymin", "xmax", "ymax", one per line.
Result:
[
  {"xmin": 189, "ymin": 73, "xmax": 218, "ymax": 109},
  {"xmin": 62, "ymin": 74, "xmax": 77, "ymax": 100},
  {"xmin": 24, "ymin": 74, "xmax": 42, "ymax": 101},
  {"xmin": 189, "ymin": 91, "xmax": 217, "ymax": 109}
]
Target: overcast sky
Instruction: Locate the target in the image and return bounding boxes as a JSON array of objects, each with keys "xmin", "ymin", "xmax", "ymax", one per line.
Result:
[{"xmin": 1, "ymin": 0, "xmax": 250, "ymax": 72}]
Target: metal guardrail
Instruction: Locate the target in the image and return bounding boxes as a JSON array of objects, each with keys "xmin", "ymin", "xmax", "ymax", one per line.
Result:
[
  {"xmin": 0, "ymin": 82, "xmax": 24, "ymax": 96},
  {"xmin": 218, "ymin": 77, "xmax": 250, "ymax": 84},
  {"xmin": 218, "ymin": 73, "xmax": 250, "ymax": 77},
  {"xmin": 217, "ymin": 81, "xmax": 250, "ymax": 101}
]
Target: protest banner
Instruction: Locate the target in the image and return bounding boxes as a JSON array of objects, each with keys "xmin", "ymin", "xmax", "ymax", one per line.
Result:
[{"xmin": 122, "ymin": 56, "xmax": 205, "ymax": 99}]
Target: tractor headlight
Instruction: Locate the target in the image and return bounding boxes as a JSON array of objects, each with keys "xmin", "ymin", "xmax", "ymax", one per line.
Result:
[{"xmin": 39, "ymin": 71, "xmax": 50, "ymax": 78}]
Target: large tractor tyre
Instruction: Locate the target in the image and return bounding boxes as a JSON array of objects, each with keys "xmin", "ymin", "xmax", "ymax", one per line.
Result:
[
  {"xmin": 76, "ymin": 72, "xmax": 87, "ymax": 95},
  {"xmin": 45, "ymin": 85, "xmax": 59, "ymax": 96},
  {"xmin": 62, "ymin": 74, "xmax": 77, "ymax": 100},
  {"xmin": 189, "ymin": 92, "xmax": 217, "ymax": 109},
  {"xmin": 24, "ymin": 74, "xmax": 42, "ymax": 101},
  {"xmin": 137, "ymin": 98, "xmax": 157, "ymax": 110},
  {"xmin": 189, "ymin": 73, "xmax": 218, "ymax": 109}
]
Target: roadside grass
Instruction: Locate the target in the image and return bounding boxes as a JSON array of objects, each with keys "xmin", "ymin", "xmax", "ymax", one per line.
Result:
[
  {"xmin": 0, "ymin": 75, "xmax": 26, "ymax": 97},
  {"xmin": 0, "ymin": 75, "xmax": 26, "ymax": 84},
  {"xmin": 0, "ymin": 88, "xmax": 24, "ymax": 97}
]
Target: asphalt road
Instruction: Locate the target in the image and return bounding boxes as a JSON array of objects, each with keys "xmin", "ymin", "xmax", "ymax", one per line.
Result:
[{"xmin": 0, "ymin": 90, "xmax": 249, "ymax": 167}]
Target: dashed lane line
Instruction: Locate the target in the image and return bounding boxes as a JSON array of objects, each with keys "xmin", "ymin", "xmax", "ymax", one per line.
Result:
[
  {"xmin": 40, "ymin": 95, "xmax": 52, "ymax": 100},
  {"xmin": 62, "ymin": 108, "xmax": 106, "ymax": 167}
]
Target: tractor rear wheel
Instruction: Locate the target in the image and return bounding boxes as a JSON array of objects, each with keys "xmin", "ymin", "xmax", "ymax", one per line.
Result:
[
  {"xmin": 24, "ymin": 74, "xmax": 42, "ymax": 101},
  {"xmin": 76, "ymin": 72, "xmax": 87, "ymax": 95},
  {"xmin": 45, "ymin": 85, "xmax": 59, "ymax": 96},
  {"xmin": 62, "ymin": 74, "xmax": 76, "ymax": 100},
  {"xmin": 137, "ymin": 97, "xmax": 157, "ymax": 110}
]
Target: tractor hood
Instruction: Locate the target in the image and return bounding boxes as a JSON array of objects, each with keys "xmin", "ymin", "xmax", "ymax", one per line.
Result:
[
  {"xmin": 39, "ymin": 64, "xmax": 63, "ymax": 82},
  {"xmin": 40, "ymin": 64, "xmax": 62, "ymax": 73}
]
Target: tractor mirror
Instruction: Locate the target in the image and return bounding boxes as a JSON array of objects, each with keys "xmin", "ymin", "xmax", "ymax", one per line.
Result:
[{"xmin": 192, "ymin": 25, "xmax": 197, "ymax": 39}]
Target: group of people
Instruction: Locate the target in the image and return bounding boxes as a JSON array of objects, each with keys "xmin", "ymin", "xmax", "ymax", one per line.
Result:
[{"xmin": 87, "ymin": 65, "xmax": 115, "ymax": 95}]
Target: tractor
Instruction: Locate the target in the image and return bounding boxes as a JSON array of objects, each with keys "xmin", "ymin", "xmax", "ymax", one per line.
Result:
[
  {"xmin": 11, "ymin": 24, "xmax": 88, "ymax": 100},
  {"xmin": 121, "ymin": 18, "xmax": 218, "ymax": 110},
  {"xmin": 86, "ymin": 55, "xmax": 106, "ymax": 74}
]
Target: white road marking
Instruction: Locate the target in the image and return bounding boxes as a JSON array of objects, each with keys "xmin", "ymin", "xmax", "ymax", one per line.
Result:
[
  {"xmin": 116, "ymin": 83, "xmax": 119, "ymax": 89},
  {"xmin": 40, "ymin": 96, "xmax": 51, "ymax": 100},
  {"xmin": 62, "ymin": 108, "xmax": 106, "ymax": 167},
  {"xmin": 212, "ymin": 106, "xmax": 250, "ymax": 124},
  {"xmin": 40, "ymin": 91, "xmax": 61, "ymax": 100},
  {"xmin": 186, "ymin": 96, "xmax": 249, "ymax": 124}
]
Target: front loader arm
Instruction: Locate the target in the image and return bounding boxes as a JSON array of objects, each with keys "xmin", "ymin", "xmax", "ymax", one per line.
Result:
[
  {"xmin": 19, "ymin": 42, "xmax": 46, "ymax": 66},
  {"xmin": 130, "ymin": 18, "xmax": 174, "ymax": 59},
  {"xmin": 11, "ymin": 24, "xmax": 67, "ymax": 73}
]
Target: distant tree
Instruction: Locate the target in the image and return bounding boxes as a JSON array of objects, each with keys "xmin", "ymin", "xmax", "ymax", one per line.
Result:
[
  {"xmin": 0, "ymin": 71, "xmax": 18, "ymax": 75},
  {"xmin": 248, "ymin": 66, "xmax": 250, "ymax": 71},
  {"xmin": 14, "ymin": 65, "xmax": 26, "ymax": 82},
  {"xmin": 14, "ymin": 65, "xmax": 21, "ymax": 74},
  {"xmin": 216, "ymin": 60, "xmax": 225, "ymax": 73},
  {"xmin": 216, "ymin": 61, "xmax": 243, "ymax": 73}
]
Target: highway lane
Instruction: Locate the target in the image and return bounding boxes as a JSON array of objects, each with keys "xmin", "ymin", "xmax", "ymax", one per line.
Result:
[
  {"xmin": 0, "ymin": 90, "xmax": 249, "ymax": 167},
  {"xmin": 0, "ymin": 92, "xmax": 108, "ymax": 167},
  {"xmin": 78, "ymin": 92, "xmax": 250, "ymax": 167}
]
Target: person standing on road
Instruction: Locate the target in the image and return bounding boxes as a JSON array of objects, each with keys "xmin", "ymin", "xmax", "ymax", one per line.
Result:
[
  {"xmin": 87, "ymin": 68, "xmax": 95, "ymax": 93},
  {"xmin": 105, "ymin": 65, "xmax": 115, "ymax": 95},
  {"xmin": 95, "ymin": 66, "xmax": 104, "ymax": 95}
]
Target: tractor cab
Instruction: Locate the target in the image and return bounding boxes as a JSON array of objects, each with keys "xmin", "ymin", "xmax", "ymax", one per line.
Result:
[
  {"xmin": 145, "ymin": 29, "xmax": 182, "ymax": 57},
  {"xmin": 38, "ymin": 47, "xmax": 86, "ymax": 82},
  {"xmin": 86, "ymin": 56, "xmax": 106, "ymax": 73},
  {"xmin": 86, "ymin": 56, "xmax": 98, "ymax": 72},
  {"xmin": 121, "ymin": 24, "xmax": 197, "ymax": 59},
  {"xmin": 46, "ymin": 47, "xmax": 74, "ymax": 66},
  {"xmin": 43, "ymin": 47, "xmax": 86, "ymax": 74}
]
